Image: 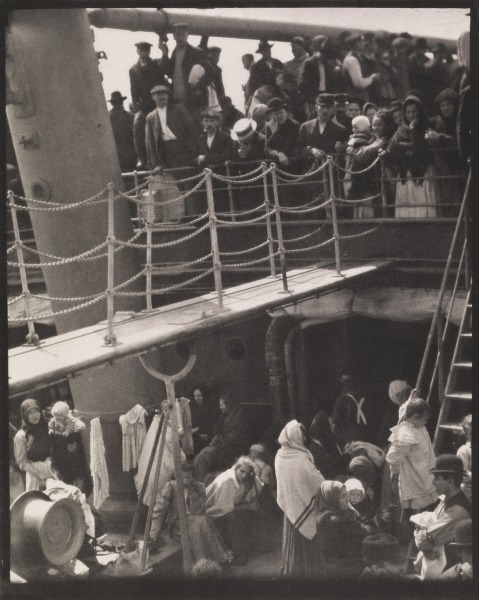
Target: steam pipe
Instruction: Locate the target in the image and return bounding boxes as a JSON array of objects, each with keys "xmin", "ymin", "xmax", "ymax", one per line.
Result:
[{"xmin": 88, "ymin": 8, "xmax": 457, "ymax": 50}]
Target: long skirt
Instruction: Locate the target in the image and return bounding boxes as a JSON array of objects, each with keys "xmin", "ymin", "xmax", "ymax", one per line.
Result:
[
  {"xmin": 214, "ymin": 510, "xmax": 257, "ymax": 564},
  {"xmin": 394, "ymin": 166, "xmax": 439, "ymax": 218},
  {"xmin": 185, "ymin": 514, "xmax": 232, "ymax": 565},
  {"xmin": 281, "ymin": 515, "xmax": 318, "ymax": 577}
]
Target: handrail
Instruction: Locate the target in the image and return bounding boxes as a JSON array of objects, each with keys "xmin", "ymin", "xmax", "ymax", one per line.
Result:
[{"xmin": 414, "ymin": 169, "xmax": 471, "ymax": 397}]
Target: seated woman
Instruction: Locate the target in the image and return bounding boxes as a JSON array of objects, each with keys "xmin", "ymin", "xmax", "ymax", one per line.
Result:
[
  {"xmin": 389, "ymin": 94, "xmax": 440, "ymax": 218},
  {"xmin": 316, "ymin": 480, "xmax": 371, "ymax": 578},
  {"xmin": 194, "ymin": 392, "xmax": 252, "ymax": 483},
  {"xmin": 307, "ymin": 410, "xmax": 348, "ymax": 480},
  {"xmin": 188, "ymin": 386, "xmax": 217, "ymax": 455},
  {"xmin": 148, "ymin": 462, "xmax": 232, "ymax": 565},
  {"xmin": 205, "ymin": 456, "xmax": 263, "ymax": 565}
]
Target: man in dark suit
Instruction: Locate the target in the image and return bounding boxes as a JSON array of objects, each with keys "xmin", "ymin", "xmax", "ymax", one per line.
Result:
[
  {"xmin": 298, "ymin": 35, "xmax": 336, "ymax": 118},
  {"xmin": 166, "ymin": 22, "xmax": 213, "ymax": 123},
  {"xmin": 108, "ymin": 91, "xmax": 137, "ymax": 174},
  {"xmin": 246, "ymin": 40, "xmax": 283, "ymax": 109},
  {"xmin": 129, "ymin": 41, "xmax": 169, "ymax": 169},
  {"xmin": 195, "ymin": 110, "xmax": 235, "ymax": 168}
]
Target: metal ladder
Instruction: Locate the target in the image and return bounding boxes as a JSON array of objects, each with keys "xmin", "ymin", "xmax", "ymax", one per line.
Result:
[{"xmin": 433, "ymin": 285, "xmax": 472, "ymax": 451}]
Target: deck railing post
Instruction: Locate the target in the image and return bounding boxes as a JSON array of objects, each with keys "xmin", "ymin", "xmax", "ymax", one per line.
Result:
[
  {"xmin": 270, "ymin": 163, "xmax": 289, "ymax": 293},
  {"xmin": 205, "ymin": 169, "xmax": 224, "ymax": 309},
  {"xmin": 145, "ymin": 177, "xmax": 154, "ymax": 311},
  {"xmin": 327, "ymin": 156, "xmax": 342, "ymax": 276},
  {"xmin": 104, "ymin": 183, "xmax": 117, "ymax": 345},
  {"xmin": 262, "ymin": 162, "xmax": 276, "ymax": 277},
  {"xmin": 134, "ymin": 170, "xmax": 142, "ymax": 224},
  {"xmin": 8, "ymin": 190, "xmax": 39, "ymax": 345},
  {"xmin": 225, "ymin": 161, "xmax": 236, "ymax": 221},
  {"xmin": 379, "ymin": 154, "xmax": 388, "ymax": 218}
]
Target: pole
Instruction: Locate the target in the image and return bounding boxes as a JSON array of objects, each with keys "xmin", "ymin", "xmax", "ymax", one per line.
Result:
[
  {"xmin": 436, "ymin": 312, "xmax": 445, "ymax": 404},
  {"xmin": 8, "ymin": 190, "xmax": 39, "ymax": 345},
  {"xmin": 225, "ymin": 161, "xmax": 236, "ymax": 221},
  {"xmin": 145, "ymin": 177, "xmax": 154, "ymax": 311},
  {"xmin": 379, "ymin": 154, "xmax": 388, "ymax": 218},
  {"xmin": 463, "ymin": 193, "xmax": 470, "ymax": 291},
  {"xmin": 134, "ymin": 170, "xmax": 142, "ymax": 224},
  {"xmin": 270, "ymin": 164, "xmax": 289, "ymax": 293},
  {"xmin": 327, "ymin": 156, "xmax": 342, "ymax": 276},
  {"xmin": 141, "ymin": 410, "xmax": 169, "ymax": 570},
  {"xmin": 262, "ymin": 162, "xmax": 276, "ymax": 277},
  {"xmin": 126, "ymin": 412, "xmax": 165, "ymax": 553},
  {"xmin": 205, "ymin": 168, "xmax": 225, "ymax": 310},
  {"xmin": 103, "ymin": 183, "xmax": 117, "ymax": 345}
]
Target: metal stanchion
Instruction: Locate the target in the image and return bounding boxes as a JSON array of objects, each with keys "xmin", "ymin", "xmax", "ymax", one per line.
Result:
[
  {"xmin": 327, "ymin": 156, "xmax": 342, "ymax": 276},
  {"xmin": 134, "ymin": 170, "xmax": 142, "ymax": 224},
  {"xmin": 225, "ymin": 161, "xmax": 236, "ymax": 221},
  {"xmin": 145, "ymin": 177, "xmax": 154, "ymax": 311},
  {"xmin": 379, "ymin": 154, "xmax": 388, "ymax": 218},
  {"xmin": 205, "ymin": 168, "xmax": 225, "ymax": 310},
  {"xmin": 7, "ymin": 190, "xmax": 39, "ymax": 345},
  {"xmin": 261, "ymin": 162, "xmax": 276, "ymax": 277},
  {"xmin": 103, "ymin": 183, "xmax": 117, "ymax": 345},
  {"xmin": 270, "ymin": 164, "xmax": 290, "ymax": 293}
]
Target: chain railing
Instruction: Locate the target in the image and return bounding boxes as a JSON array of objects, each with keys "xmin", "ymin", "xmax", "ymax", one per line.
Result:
[{"xmin": 7, "ymin": 149, "xmax": 463, "ymax": 346}]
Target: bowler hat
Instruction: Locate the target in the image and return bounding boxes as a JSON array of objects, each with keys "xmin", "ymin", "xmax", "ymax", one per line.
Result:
[
  {"xmin": 200, "ymin": 109, "xmax": 221, "ymax": 119},
  {"xmin": 428, "ymin": 454, "xmax": 465, "ymax": 476},
  {"xmin": 415, "ymin": 37, "xmax": 428, "ymax": 49},
  {"xmin": 449, "ymin": 519, "xmax": 472, "ymax": 547},
  {"xmin": 256, "ymin": 40, "xmax": 273, "ymax": 54},
  {"xmin": 231, "ymin": 118, "xmax": 257, "ymax": 141},
  {"xmin": 266, "ymin": 97, "xmax": 288, "ymax": 114},
  {"xmin": 135, "ymin": 41, "xmax": 152, "ymax": 49},
  {"xmin": 362, "ymin": 534, "xmax": 403, "ymax": 566},
  {"xmin": 207, "ymin": 46, "xmax": 222, "ymax": 54},
  {"xmin": 150, "ymin": 84, "xmax": 171, "ymax": 95},
  {"xmin": 291, "ymin": 36, "xmax": 306, "ymax": 48},
  {"xmin": 108, "ymin": 91, "xmax": 127, "ymax": 103},
  {"xmin": 334, "ymin": 93, "xmax": 349, "ymax": 105},
  {"xmin": 346, "ymin": 33, "xmax": 364, "ymax": 47},
  {"xmin": 10, "ymin": 490, "xmax": 86, "ymax": 570},
  {"xmin": 316, "ymin": 93, "xmax": 335, "ymax": 106}
]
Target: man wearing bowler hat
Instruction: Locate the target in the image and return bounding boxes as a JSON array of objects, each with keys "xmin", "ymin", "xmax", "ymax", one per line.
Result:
[
  {"xmin": 414, "ymin": 454, "xmax": 471, "ymax": 573},
  {"xmin": 342, "ymin": 33, "xmax": 379, "ymax": 103},
  {"xmin": 129, "ymin": 40, "xmax": 169, "ymax": 169},
  {"xmin": 264, "ymin": 97, "xmax": 300, "ymax": 166},
  {"xmin": 108, "ymin": 91, "xmax": 137, "ymax": 174},
  {"xmin": 246, "ymin": 40, "xmax": 283, "ymax": 106}
]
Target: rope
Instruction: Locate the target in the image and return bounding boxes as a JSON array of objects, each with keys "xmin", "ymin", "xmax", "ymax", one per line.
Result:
[
  {"xmin": 30, "ymin": 291, "xmax": 105, "ymax": 302},
  {"xmin": 115, "ymin": 268, "xmax": 215, "ymax": 297},
  {"xmin": 8, "ymin": 294, "xmax": 24, "ymax": 306},
  {"xmin": 7, "ymin": 241, "xmax": 109, "ymax": 268},
  {"xmin": 279, "ymin": 198, "xmax": 332, "ymax": 214},
  {"xmin": 8, "ymin": 293, "xmax": 107, "ymax": 322},
  {"xmin": 159, "ymin": 171, "xmax": 205, "ymax": 184},
  {"xmin": 275, "ymin": 160, "xmax": 329, "ymax": 181},
  {"xmin": 10, "ymin": 187, "xmax": 109, "ymax": 207},
  {"xmin": 216, "ymin": 210, "xmax": 275, "ymax": 225},
  {"xmin": 115, "ymin": 221, "xmax": 210, "ymax": 249},
  {"xmin": 216, "ymin": 203, "xmax": 266, "ymax": 218},
  {"xmin": 339, "ymin": 225, "xmax": 381, "ymax": 240},
  {"xmin": 219, "ymin": 239, "xmax": 273, "ymax": 256},
  {"xmin": 285, "ymin": 237, "xmax": 335, "ymax": 253},
  {"xmin": 212, "ymin": 165, "xmax": 265, "ymax": 181},
  {"xmin": 151, "ymin": 212, "xmax": 208, "ymax": 227},
  {"xmin": 334, "ymin": 193, "xmax": 382, "ymax": 204},
  {"xmin": 283, "ymin": 225, "xmax": 324, "ymax": 244},
  {"xmin": 330, "ymin": 153, "xmax": 382, "ymax": 174},
  {"xmin": 151, "ymin": 252, "xmax": 213, "ymax": 272},
  {"xmin": 211, "ymin": 169, "xmax": 272, "ymax": 185},
  {"xmin": 223, "ymin": 252, "xmax": 281, "ymax": 268},
  {"xmin": 112, "ymin": 269, "xmax": 148, "ymax": 292}
]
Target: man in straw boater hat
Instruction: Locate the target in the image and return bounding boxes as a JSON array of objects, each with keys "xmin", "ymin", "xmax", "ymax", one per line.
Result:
[
  {"xmin": 108, "ymin": 91, "xmax": 137, "ymax": 175},
  {"xmin": 129, "ymin": 40, "xmax": 169, "ymax": 169},
  {"xmin": 231, "ymin": 117, "xmax": 266, "ymax": 162},
  {"xmin": 413, "ymin": 454, "xmax": 471, "ymax": 576},
  {"xmin": 439, "ymin": 519, "xmax": 473, "ymax": 580}
]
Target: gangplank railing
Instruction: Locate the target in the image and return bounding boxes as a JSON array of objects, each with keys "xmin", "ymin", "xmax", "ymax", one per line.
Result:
[{"xmin": 7, "ymin": 152, "xmax": 467, "ymax": 346}]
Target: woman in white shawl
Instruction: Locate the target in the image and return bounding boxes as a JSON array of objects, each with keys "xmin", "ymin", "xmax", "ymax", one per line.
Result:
[{"xmin": 275, "ymin": 420, "xmax": 324, "ymax": 577}]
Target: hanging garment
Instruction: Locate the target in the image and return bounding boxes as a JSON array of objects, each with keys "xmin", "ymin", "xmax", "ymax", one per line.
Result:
[
  {"xmin": 90, "ymin": 418, "xmax": 109, "ymax": 509},
  {"xmin": 119, "ymin": 404, "xmax": 147, "ymax": 471}
]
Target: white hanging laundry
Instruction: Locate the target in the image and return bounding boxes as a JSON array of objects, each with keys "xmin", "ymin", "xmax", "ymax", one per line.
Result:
[
  {"xmin": 90, "ymin": 418, "xmax": 109, "ymax": 509},
  {"xmin": 119, "ymin": 404, "xmax": 147, "ymax": 472}
]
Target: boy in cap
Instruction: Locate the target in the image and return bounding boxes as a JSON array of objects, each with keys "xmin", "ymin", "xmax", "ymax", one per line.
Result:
[
  {"xmin": 361, "ymin": 533, "xmax": 407, "ymax": 579},
  {"xmin": 129, "ymin": 40, "xmax": 169, "ymax": 169}
]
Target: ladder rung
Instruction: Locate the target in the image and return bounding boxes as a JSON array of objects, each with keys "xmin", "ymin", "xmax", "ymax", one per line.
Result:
[
  {"xmin": 453, "ymin": 361, "xmax": 472, "ymax": 369},
  {"xmin": 445, "ymin": 392, "xmax": 472, "ymax": 401},
  {"xmin": 467, "ymin": 304, "xmax": 472, "ymax": 308},
  {"xmin": 439, "ymin": 424, "xmax": 463, "ymax": 432},
  {"xmin": 460, "ymin": 332, "xmax": 472, "ymax": 338}
]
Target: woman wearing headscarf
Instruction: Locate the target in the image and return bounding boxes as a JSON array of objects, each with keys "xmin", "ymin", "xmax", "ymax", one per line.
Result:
[
  {"xmin": 428, "ymin": 88, "xmax": 463, "ymax": 216},
  {"xmin": 315, "ymin": 480, "xmax": 370, "ymax": 578},
  {"xmin": 388, "ymin": 94, "xmax": 440, "ymax": 217},
  {"xmin": 13, "ymin": 399, "xmax": 56, "ymax": 491},
  {"xmin": 308, "ymin": 411, "xmax": 347, "ymax": 480},
  {"xmin": 275, "ymin": 420, "xmax": 324, "ymax": 577}
]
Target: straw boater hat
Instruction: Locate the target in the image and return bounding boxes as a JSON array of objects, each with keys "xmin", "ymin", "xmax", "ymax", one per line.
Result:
[{"xmin": 231, "ymin": 118, "xmax": 257, "ymax": 141}]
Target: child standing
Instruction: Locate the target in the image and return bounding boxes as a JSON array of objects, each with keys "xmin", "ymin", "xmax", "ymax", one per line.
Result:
[
  {"xmin": 49, "ymin": 401, "xmax": 87, "ymax": 489},
  {"xmin": 386, "ymin": 398, "xmax": 437, "ymax": 516}
]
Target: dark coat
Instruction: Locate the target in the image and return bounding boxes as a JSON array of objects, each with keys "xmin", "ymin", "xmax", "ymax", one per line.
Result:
[
  {"xmin": 109, "ymin": 107, "xmax": 136, "ymax": 172},
  {"xmin": 265, "ymin": 118, "xmax": 300, "ymax": 160},
  {"xmin": 234, "ymin": 131, "xmax": 266, "ymax": 162},
  {"xmin": 389, "ymin": 122, "xmax": 435, "ymax": 181},
  {"xmin": 129, "ymin": 57, "xmax": 169, "ymax": 114},
  {"xmin": 346, "ymin": 132, "xmax": 378, "ymax": 199},
  {"xmin": 167, "ymin": 44, "xmax": 213, "ymax": 110},
  {"xmin": 298, "ymin": 55, "xmax": 336, "ymax": 104},
  {"xmin": 220, "ymin": 106, "xmax": 245, "ymax": 132},
  {"xmin": 195, "ymin": 129, "xmax": 235, "ymax": 167},
  {"xmin": 296, "ymin": 117, "xmax": 348, "ymax": 158},
  {"xmin": 211, "ymin": 63, "xmax": 225, "ymax": 100},
  {"xmin": 307, "ymin": 439, "xmax": 348, "ymax": 480},
  {"xmin": 210, "ymin": 405, "xmax": 252, "ymax": 463},
  {"xmin": 145, "ymin": 103, "xmax": 198, "ymax": 169},
  {"xmin": 246, "ymin": 57, "xmax": 284, "ymax": 98}
]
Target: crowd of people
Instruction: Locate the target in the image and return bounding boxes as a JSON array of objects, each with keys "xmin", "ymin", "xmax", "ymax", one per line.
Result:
[{"xmin": 107, "ymin": 24, "xmax": 470, "ymax": 220}]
